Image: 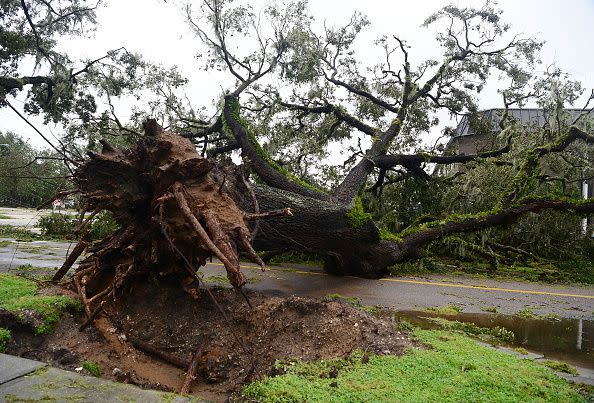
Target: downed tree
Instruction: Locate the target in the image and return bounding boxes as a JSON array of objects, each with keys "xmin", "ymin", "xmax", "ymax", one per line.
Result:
[{"xmin": 55, "ymin": 119, "xmax": 291, "ymax": 328}]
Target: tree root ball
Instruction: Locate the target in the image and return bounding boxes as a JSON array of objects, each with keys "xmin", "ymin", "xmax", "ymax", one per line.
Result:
[{"xmin": 63, "ymin": 119, "xmax": 289, "ymax": 326}]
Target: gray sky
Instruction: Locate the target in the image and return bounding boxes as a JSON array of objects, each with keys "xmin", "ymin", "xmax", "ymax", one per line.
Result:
[{"xmin": 2, "ymin": 0, "xmax": 594, "ymax": 149}]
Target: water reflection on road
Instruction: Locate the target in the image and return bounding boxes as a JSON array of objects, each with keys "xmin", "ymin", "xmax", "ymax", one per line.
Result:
[{"xmin": 390, "ymin": 310, "xmax": 594, "ymax": 370}]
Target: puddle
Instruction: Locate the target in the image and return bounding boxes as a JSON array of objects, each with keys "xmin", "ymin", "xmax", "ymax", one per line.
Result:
[{"xmin": 389, "ymin": 310, "xmax": 594, "ymax": 370}]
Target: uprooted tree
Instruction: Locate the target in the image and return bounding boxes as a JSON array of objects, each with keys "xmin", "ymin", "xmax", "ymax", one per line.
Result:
[
  {"xmin": 154, "ymin": 0, "xmax": 593, "ymax": 278},
  {"xmin": 7, "ymin": 1, "xmax": 594, "ymax": 295}
]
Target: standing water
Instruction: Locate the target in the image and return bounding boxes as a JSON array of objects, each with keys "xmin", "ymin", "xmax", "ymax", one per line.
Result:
[{"xmin": 390, "ymin": 310, "xmax": 593, "ymax": 370}]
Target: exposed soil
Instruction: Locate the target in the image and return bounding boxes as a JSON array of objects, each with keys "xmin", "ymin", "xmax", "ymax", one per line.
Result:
[{"xmin": 3, "ymin": 282, "xmax": 415, "ymax": 401}]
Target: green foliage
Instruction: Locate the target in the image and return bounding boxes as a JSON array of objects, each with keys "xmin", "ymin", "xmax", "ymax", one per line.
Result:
[
  {"xmin": 513, "ymin": 347, "xmax": 529, "ymax": 355},
  {"xmin": 88, "ymin": 211, "xmax": 119, "ymax": 240},
  {"xmin": 517, "ymin": 307, "xmax": 539, "ymax": 319},
  {"xmin": 243, "ymin": 330, "xmax": 583, "ymax": 402},
  {"xmin": 480, "ymin": 306, "xmax": 498, "ymax": 313},
  {"xmin": 226, "ymin": 97, "xmax": 324, "ymax": 193},
  {"xmin": 266, "ymin": 251, "xmax": 324, "ymax": 267},
  {"xmin": 0, "ymin": 274, "xmax": 80, "ymax": 334},
  {"xmin": 346, "ymin": 196, "xmax": 372, "ymax": 228},
  {"xmin": 82, "ymin": 360, "xmax": 101, "ymax": 377},
  {"xmin": 0, "ymin": 132, "xmax": 69, "ymax": 208},
  {"xmin": 37, "ymin": 211, "xmax": 119, "ymax": 241},
  {"xmin": 424, "ymin": 304, "xmax": 461, "ymax": 315},
  {"xmin": 0, "ymin": 327, "xmax": 11, "ymax": 353},
  {"xmin": 0, "ymin": 225, "xmax": 41, "ymax": 241},
  {"xmin": 426, "ymin": 317, "xmax": 515, "ymax": 344},
  {"xmin": 544, "ymin": 360, "xmax": 579, "ymax": 376},
  {"xmin": 38, "ymin": 213, "xmax": 77, "ymax": 239}
]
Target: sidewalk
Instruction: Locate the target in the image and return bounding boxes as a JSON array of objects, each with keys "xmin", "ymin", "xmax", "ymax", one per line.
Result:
[{"xmin": 0, "ymin": 354, "xmax": 202, "ymax": 402}]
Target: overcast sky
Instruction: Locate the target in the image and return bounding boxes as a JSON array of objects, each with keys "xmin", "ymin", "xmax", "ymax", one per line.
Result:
[{"xmin": 2, "ymin": 0, "xmax": 594, "ymax": 149}]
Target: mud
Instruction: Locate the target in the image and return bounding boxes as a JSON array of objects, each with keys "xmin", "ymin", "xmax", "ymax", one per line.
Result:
[{"xmin": 3, "ymin": 282, "xmax": 414, "ymax": 401}]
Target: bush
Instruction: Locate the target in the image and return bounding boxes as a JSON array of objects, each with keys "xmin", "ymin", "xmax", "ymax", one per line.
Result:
[
  {"xmin": 38, "ymin": 213, "xmax": 77, "ymax": 239},
  {"xmin": 88, "ymin": 211, "xmax": 119, "ymax": 240}
]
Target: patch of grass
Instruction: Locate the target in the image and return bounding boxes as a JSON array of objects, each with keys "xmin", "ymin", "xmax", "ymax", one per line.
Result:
[
  {"xmin": 16, "ymin": 264, "xmax": 55, "ymax": 272},
  {"xmin": 82, "ymin": 360, "xmax": 101, "ymax": 377},
  {"xmin": 424, "ymin": 304, "xmax": 462, "ymax": 315},
  {"xmin": 0, "ymin": 225, "xmax": 42, "ymax": 241},
  {"xmin": 243, "ymin": 330, "xmax": 584, "ymax": 402},
  {"xmin": 396, "ymin": 320, "xmax": 415, "ymax": 332},
  {"xmin": 0, "ymin": 274, "xmax": 80, "ymax": 334},
  {"xmin": 0, "ymin": 327, "xmax": 11, "ymax": 352},
  {"xmin": 0, "ymin": 214, "xmax": 11, "ymax": 219},
  {"xmin": 426, "ymin": 317, "xmax": 515, "ymax": 344},
  {"xmin": 0, "ymin": 240, "xmax": 13, "ymax": 247},
  {"xmin": 480, "ymin": 306, "xmax": 498, "ymax": 313},
  {"xmin": 543, "ymin": 360, "xmax": 579, "ymax": 376},
  {"xmin": 517, "ymin": 306, "xmax": 539, "ymax": 319},
  {"xmin": 389, "ymin": 256, "xmax": 594, "ymax": 285},
  {"xmin": 513, "ymin": 347, "xmax": 529, "ymax": 355}
]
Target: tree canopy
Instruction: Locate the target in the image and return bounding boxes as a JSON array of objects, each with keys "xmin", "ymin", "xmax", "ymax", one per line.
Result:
[{"xmin": 1, "ymin": 0, "xmax": 594, "ymax": 277}]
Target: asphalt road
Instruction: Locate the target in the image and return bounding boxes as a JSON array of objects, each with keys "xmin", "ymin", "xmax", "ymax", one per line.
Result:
[
  {"xmin": 2, "ymin": 238, "xmax": 591, "ymax": 319},
  {"xmin": 1, "ymin": 206, "xmax": 592, "ymax": 319}
]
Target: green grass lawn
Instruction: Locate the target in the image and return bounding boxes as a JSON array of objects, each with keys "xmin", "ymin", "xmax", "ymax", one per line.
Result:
[
  {"xmin": 0, "ymin": 274, "xmax": 80, "ymax": 334},
  {"xmin": 243, "ymin": 330, "xmax": 586, "ymax": 402}
]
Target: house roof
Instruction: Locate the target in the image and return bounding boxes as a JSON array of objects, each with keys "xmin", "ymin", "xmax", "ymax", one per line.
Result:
[{"xmin": 453, "ymin": 108, "xmax": 594, "ymax": 137}]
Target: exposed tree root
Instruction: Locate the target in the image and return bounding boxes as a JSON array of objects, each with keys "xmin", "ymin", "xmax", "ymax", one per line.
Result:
[
  {"xmin": 180, "ymin": 348, "xmax": 203, "ymax": 394},
  {"xmin": 65, "ymin": 119, "xmax": 291, "ymax": 330}
]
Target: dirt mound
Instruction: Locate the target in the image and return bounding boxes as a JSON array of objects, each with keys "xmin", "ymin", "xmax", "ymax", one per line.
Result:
[
  {"xmin": 6, "ymin": 282, "xmax": 414, "ymax": 401},
  {"xmin": 113, "ymin": 282, "xmax": 413, "ymax": 395}
]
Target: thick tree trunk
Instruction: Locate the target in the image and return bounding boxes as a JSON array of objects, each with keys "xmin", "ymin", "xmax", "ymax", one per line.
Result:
[{"xmin": 214, "ymin": 164, "xmax": 401, "ymax": 278}]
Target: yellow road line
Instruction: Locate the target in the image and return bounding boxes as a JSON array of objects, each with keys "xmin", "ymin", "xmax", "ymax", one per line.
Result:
[
  {"xmin": 206, "ymin": 262, "xmax": 594, "ymax": 300},
  {"xmin": 379, "ymin": 277, "xmax": 594, "ymax": 299}
]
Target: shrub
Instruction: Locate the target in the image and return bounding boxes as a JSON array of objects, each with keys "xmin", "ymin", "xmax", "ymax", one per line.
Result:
[
  {"xmin": 88, "ymin": 211, "xmax": 119, "ymax": 240},
  {"xmin": 38, "ymin": 213, "xmax": 77, "ymax": 239}
]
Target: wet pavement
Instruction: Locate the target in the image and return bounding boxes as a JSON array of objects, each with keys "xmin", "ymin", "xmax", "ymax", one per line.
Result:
[{"xmin": 0, "ymin": 354, "xmax": 201, "ymax": 402}]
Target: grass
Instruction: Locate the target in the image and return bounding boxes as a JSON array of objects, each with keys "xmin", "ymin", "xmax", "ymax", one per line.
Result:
[
  {"xmin": 243, "ymin": 329, "xmax": 585, "ymax": 402},
  {"xmin": 0, "ymin": 274, "xmax": 80, "ymax": 334},
  {"xmin": 389, "ymin": 256, "xmax": 594, "ymax": 285},
  {"xmin": 82, "ymin": 360, "xmax": 101, "ymax": 377},
  {"xmin": 0, "ymin": 225, "xmax": 42, "ymax": 241},
  {"xmin": 426, "ymin": 317, "xmax": 515, "ymax": 344},
  {"xmin": 424, "ymin": 304, "xmax": 462, "ymax": 315},
  {"xmin": 517, "ymin": 306, "xmax": 539, "ymax": 319},
  {"xmin": 513, "ymin": 347, "xmax": 529, "ymax": 355},
  {"xmin": 15, "ymin": 264, "xmax": 56, "ymax": 272},
  {"xmin": 0, "ymin": 240, "xmax": 13, "ymax": 247},
  {"xmin": 0, "ymin": 327, "xmax": 11, "ymax": 352},
  {"xmin": 0, "ymin": 214, "xmax": 11, "ymax": 219},
  {"xmin": 480, "ymin": 306, "xmax": 498, "ymax": 313},
  {"xmin": 544, "ymin": 360, "xmax": 579, "ymax": 375}
]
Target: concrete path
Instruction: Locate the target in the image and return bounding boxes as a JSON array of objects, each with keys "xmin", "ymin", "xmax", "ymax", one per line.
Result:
[{"xmin": 0, "ymin": 354, "xmax": 201, "ymax": 402}]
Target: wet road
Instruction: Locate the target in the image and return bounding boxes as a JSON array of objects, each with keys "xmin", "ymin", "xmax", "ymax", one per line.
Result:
[
  {"xmin": 0, "ymin": 237, "xmax": 592, "ymax": 319},
  {"xmin": 201, "ymin": 261, "xmax": 594, "ymax": 320}
]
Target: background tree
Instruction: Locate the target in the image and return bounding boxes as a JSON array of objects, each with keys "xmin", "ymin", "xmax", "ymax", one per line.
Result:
[{"xmin": 0, "ymin": 131, "xmax": 67, "ymax": 207}]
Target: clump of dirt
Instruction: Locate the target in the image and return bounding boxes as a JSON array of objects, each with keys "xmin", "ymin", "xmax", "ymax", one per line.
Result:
[{"xmin": 5, "ymin": 282, "xmax": 415, "ymax": 401}]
